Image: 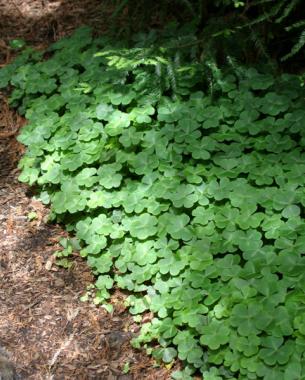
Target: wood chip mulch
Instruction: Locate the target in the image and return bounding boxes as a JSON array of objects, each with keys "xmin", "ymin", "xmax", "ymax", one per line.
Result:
[{"xmin": 0, "ymin": 1, "xmax": 175, "ymax": 379}]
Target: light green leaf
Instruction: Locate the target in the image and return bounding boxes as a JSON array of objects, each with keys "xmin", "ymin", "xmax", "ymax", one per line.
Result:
[{"xmin": 122, "ymin": 213, "xmax": 158, "ymax": 240}]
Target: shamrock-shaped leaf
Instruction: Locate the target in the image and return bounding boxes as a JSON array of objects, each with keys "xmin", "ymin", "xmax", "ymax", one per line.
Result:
[
  {"xmin": 158, "ymin": 212, "xmax": 192, "ymax": 241},
  {"xmin": 213, "ymin": 157, "xmax": 239, "ymax": 171},
  {"xmin": 132, "ymin": 241, "xmax": 157, "ymax": 266},
  {"xmin": 119, "ymin": 127, "xmax": 142, "ymax": 147},
  {"xmin": 259, "ymin": 337, "xmax": 294, "ymax": 366},
  {"xmin": 87, "ymin": 190, "xmax": 106, "ymax": 208},
  {"xmin": 294, "ymin": 312, "xmax": 305, "ymax": 335},
  {"xmin": 52, "ymin": 183, "xmax": 87, "ymax": 213},
  {"xmin": 231, "ymin": 303, "xmax": 262, "ymax": 336},
  {"xmin": 269, "ymin": 306, "xmax": 293, "ymax": 336},
  {"xmin": 178, "ymin": 307, "xmax": 208, "ymax": 329},
  {"xmin": 261, "ymin": 214, "xmax": 284, "ymax": 239},
  {"xmin": 172, "ymin": 369, "xmax": 193, "ymax": 380},
  {"xmin": 231, "ymin": 334, "xmax": 260, "ymax": 357},
  {"xmin": 75, "ymin": 167, "xmax": 98, "ymax": 187},
  {"xmin": 260, "ymin": 92, "xmax": 290, "ymax": 116},
  {"xmin": 173, "ymin": 331, "xmax": 202, "ymax": 364},
  {"xmin": 158, "ymin": 101, "xmax": 182, "ymax": 122},
  {"xmin": 272, "ymin": 188, "xmax": 296, "ymax": 210},
  {"xmin": 199, "ymin": 320, "xmax": 230, "ymax": 350},
  {"xmin": 98, "ymin": 163, "xmax": 122, "ymax": 189},
  {"xmin": 238, "ymin": 229, "xmax": 263, "ymax": 252},
  {"xmin": 96, "ymin": 103, "xmax": 113, "ymax": 120},
  {"xmin": 169, "ymin": 184, "xmax": 199, "ymax": 208},
  {"xmin": 158, "ymin": 318, "xmax": 178, "ymax": 339},
  {"xmin": 201, "ymin": 367, "xmax": 222, "ymax": 380},
  {"xmin": 122, "ymin": 213, "xmax": 158, "ymax": 240},
  {"xmin": 192, "ymin": 206, "xmax": 215, "ymax": 226},
  {"xmin": 244, "ymin": 68, "xmax": 274, "ymax": 90},
  {"xmin": 282, "ymin": 205, "xmax": 300, "ymax": 219},
  {"xmin": 91, "ymin": 214, "xmax": 114, "ymax": 236},
  {"xmin": 162, "ymin": 347, "xmax": 177, "ymax": 363},
  {"xmin": 130, "ymin": 104, "xmax": 155, "ymax": 123},
  {"xmin": 109, "ymin": 88, "xmax": 136, "ymax": 105},
  {"xmin": 95, "ymin": 275, "xmax": 114, "ymax": 290},
  {"xmin": 159, "ymin": 254, "xmax": 187, "ymax": 276},
  {"xmin": 105, "ymin": 110, "xmax": 130, "ymax": 136},
  {"xmin": 128, "ymin": 295, "xmax": 150, "ymax": 314},
  {"xmin": 130, "ymin": 151, "xmax": 159, "ymax": 175}
]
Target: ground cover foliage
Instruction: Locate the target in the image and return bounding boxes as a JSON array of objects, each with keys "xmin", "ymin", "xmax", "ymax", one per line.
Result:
[
  {"xmin": 108, "ymin": 0, "xmax": 305, "ymax": 68},
  {"xmin": 2, "ymin": 26, "xmax": 305, "ymax": 379}
]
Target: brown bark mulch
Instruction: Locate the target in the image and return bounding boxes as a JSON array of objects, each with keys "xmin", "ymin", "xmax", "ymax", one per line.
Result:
[{"xmin": 0, "ymin": 1, "xmax": 174, "ymax": 379}]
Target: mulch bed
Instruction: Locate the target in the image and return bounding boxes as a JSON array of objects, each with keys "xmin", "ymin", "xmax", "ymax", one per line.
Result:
[{"xmin": 0, "ymin": 1, "xmax": 174, "ymax": 379}]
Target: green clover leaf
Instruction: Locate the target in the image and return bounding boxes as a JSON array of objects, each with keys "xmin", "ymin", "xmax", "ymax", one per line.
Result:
[
  {"xmin": 245, "ymin": 68, "xmax": 274, "ymax": 90},
  {"xmin": 91, "ymin": 214, "xmax": 114, "ymax": 236},
  {"xmin": 259, "ymin": 337, "xmax": 294, "ymax": 366},
  {"xmin": 173, "ymin": 331, "xmax": 202, "ymax": 364},
  {"xmin": 159, "ymin": 254, "xmax": 187, "ymax": 276},
  {"xmin": 109, "ymin": 88, "xmax": 136, "ymax": 105},
  {"xmin": 157, "ymin": 101, "xmax": 182, "ymax": 122},
  {"xmin": 294, "ymin": 312, "xmax": 305, "ymax": 335},
  {"xmin": 192, "ymin": 206, "xmax": 215, "ymax": 226},
  {"xmin": 98, "ymin": 163, "xmax": 122, "ymax": 189},
  {"xmin": 96, "ymin": 275, "xmax": 114, "ymax": 290},
  {"xmin": 83, "ymin": 236, "xmax": 107, "ymax": 255},
  {"xmin": 132, "ymin": 241, "xmax": 157, "ymax": 266},
  {"xmin": 158, "ymin": 212, "xmax": 192, "ymax": 241},
  {"xmin": 158, "ymin": 318, "xmax": 178, "ymax": 339},
  {"xmin": 231, "ymin": 334, "xmax": 260, "ymax": 357},
  {"xmin": 87, "ymin": 190, "xmax": 106, "ymax": 208},
  {"xmin": 75, "ymin": 167, "xmax": 98, "ymax": 187},
  {"xmin": 237, "ymin": 229, "xmax": 262, "ymax": 252},
  {"xmin": 169, "ymin": 184, "xmax": 199, "ymax": 208},
  {"xmin": 122, "ymin": 213, "xmax": 158, "ymax": 240},
  {"xmin": 260, "ymin": 92, "xmax": 290, "ymax": 116},
  {"xmin": 96, "ymin": 103, "xmax": 113, "ymax": 120},
  {"xmin": 161, "ymin": 347, "xmax": 177, "ymax": 363},
  {"xmin": 130, "ymin": 104, "xmax": 155, "ymax": 123},
  {"xmin": 199, "ymin": 320, "xmax": 231, "ymax": 350},
  {"xmin": 231, "ymin": 303, "xmax": 262, "ymax": 336},
  {"xmin": 282, "ymin": 204, "xmax": 300, "ymax": 219},
  {"xmin": 201, "ymin": 367, "xmax": 222, "ymax": 380},
  {"xmin": 105, "ymin": 110, "xmax": 130, "ymax": 136}
]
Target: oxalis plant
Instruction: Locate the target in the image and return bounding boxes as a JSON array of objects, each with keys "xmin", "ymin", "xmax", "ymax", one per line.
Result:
[{"xmin": 2, "ymin": 26, "xmax": 305, "ymax": 380}]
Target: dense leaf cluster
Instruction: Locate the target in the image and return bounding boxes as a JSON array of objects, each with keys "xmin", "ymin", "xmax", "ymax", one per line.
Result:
[
  {"xmin": 2, "ymin": 27, "xmax": 305, "ymax": 379},
  {"xmin": 108, "ymin": 0, "xmax": 305, "ymax": 65}
]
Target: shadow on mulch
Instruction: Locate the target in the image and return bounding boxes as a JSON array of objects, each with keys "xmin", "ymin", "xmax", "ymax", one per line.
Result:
[{"xmin": 0, "ymin": 1, "xmax": 175, "ymax": 378}]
